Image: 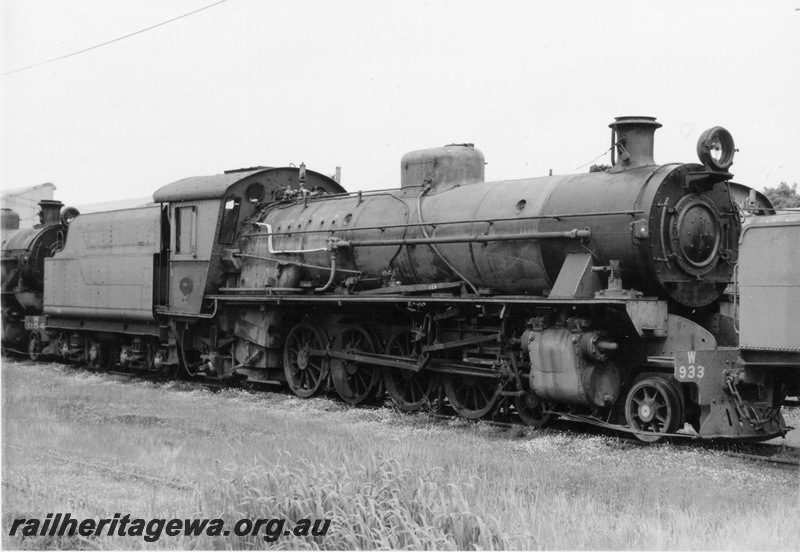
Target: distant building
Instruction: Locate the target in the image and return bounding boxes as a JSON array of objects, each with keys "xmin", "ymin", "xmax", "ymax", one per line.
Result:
[
  {"xmin": 73, "ymin": 197, "xmax": 153, "ymax": 214},
  {"xmin": 0, "ymin": 183, "xmax": 57, "ymax": 228},
  {"xmin": 0, "ymin": 183, "xmax": 155, "ymax": 231}
]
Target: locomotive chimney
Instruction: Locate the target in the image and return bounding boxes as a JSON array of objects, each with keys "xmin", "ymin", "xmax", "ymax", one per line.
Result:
[
  {"xmin": 608, "ymin": 116, "xmax": 662, "ymax": 171},
  {"xmin": 37, "ymin": 199, "xmax": 64, "ymax": 227}
]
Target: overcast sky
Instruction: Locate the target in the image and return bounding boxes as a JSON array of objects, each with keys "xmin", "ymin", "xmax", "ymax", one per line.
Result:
[{"xmin": 2, "ymin": 0, "xmax": 798, "ymax": 207}]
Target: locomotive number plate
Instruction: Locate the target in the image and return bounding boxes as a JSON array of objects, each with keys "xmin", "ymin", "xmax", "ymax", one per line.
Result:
[
  {"xmin": 24, "ymin": 315, "xmax": 47, "ymax": 331},
  {"xmin": 674, "ymin": 350, "xmax": 706, "ymax": 382}
]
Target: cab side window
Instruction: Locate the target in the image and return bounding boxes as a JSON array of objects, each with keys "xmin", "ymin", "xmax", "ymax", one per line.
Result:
[
  {"xmin": 175, "ymin": 205, "xmax": 196, "ymax": 255},
  {"xmin": 218, "ymin": 197, "xmax": 241, "ymax": 245}
]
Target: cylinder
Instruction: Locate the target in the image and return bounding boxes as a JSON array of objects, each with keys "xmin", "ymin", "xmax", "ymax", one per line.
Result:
[{"xmin": 528, "ymin": 329, "xmax": 621, "ymax": 408}]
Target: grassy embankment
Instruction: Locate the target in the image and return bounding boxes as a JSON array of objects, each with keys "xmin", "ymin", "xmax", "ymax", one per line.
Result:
[{"xmin": 2, "ymin": 359, "xmax": 799, "ymax": 550}]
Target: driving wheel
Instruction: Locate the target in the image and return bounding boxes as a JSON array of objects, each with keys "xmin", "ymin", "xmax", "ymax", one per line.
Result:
[{"xmin": 283, "ymin": 321, "xmax": 329, "ymax": 398}]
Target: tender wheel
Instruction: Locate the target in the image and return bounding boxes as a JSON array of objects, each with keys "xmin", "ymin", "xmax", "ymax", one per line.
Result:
[
  {"xmin": 140, "ymin": 339, "xmax": 160, "ymax": 372},
  {"xmin": 52, "ymin": 333, "xmax": 69, "ymax": 362},
  {"xmin": 443, "ymin": 374, "xmax": 500, "ymax": 420},
  {"xmin": 382, "ymin": 329, "xmax": 439, "ymax": 411},
  {"xmin": 151, "ymin": 347, "xmax": 177, "ymax": 379},
  {"xmin": 27, "ymin": 331, "xmax": 43, "ymax": 361},
  {"xmin": 104, "ymin": 343, "xmax": 120, "ymax": 371},
  {"xmin": 515, "ymin": 391, "xmax": 554, "ymax": 428},
  {"xmin": 86, "ymin": 340, "xmax": 101, "ymax": 369},
  {"xmin": 283, "ymin": 321, "xmax": 329, "ymax": 398},
  {"xmin": 330, "ymin": 324, "xmax": 380, "ymax": 405},
  {"xmin": 625, "ymin": 376, "xmax": 683, "ymax": 442},
  {"xmin": 88, "ymin": 342, "xmax": 118, "ymax": 372}
]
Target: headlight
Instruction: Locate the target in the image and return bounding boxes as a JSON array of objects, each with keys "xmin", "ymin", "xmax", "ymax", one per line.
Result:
[{"xmin": 696, "ymin": 126, "xmax": 735, "ymax": 171}]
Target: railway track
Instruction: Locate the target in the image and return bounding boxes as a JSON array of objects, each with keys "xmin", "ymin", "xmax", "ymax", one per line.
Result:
[
  {"xmin": 113, "ymin": 368, "xmax": 800, "ymax": 468},
  {"xmin": 11, "ymin": 356, "xmax": 800, "ymax": 467},
  {"xmin": 425, "ymin": 412, "xmax": 800, "ymax": 468},
  {"xmin": 2, "ymin": 443, "xmax": 195, "ymax": 491}
]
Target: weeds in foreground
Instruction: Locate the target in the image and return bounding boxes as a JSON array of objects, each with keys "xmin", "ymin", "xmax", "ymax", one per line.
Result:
[
  {"xmin": 194, "ymin": 453, "xmax": 516, "ymax": 550},
  {"xmin": 3, "ymin": 361, "xmax": 799, "ymax": 550}
]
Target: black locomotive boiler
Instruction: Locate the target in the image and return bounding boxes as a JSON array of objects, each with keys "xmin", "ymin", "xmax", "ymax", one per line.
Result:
[
  {"xmin": 1, "ymin": 200, "xmax": 78, "ymax": 354},
  {"xmin": 5, "ymin": 116, "xmax": 799, "ymax": 443}
]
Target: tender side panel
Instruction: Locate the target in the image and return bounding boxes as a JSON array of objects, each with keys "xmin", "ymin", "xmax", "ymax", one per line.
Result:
[
  {"xmin": 738, "ymin": 214, "xmax": 800, "ymax": 351},
  {"xmin": 44, "ymin": 207, "xmax": 163, "ymax": 321}
]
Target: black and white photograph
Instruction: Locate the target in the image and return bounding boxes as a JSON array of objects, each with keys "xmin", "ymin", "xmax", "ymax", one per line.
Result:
[{"xmin": 2, "ymin": 1, "xmax": 799, "ymax": 549}]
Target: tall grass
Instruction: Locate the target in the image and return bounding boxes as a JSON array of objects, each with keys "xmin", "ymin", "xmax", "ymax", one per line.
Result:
[
  {"xmin": 194, "ymin": 453, "xmax": 511, "ymax": 550},
  {"xmin": 191, "ymin": 447, "xmax": 800, "ymax": 551},
  {"xmin": 3, "ymin": 360, "xmax": 799, "ymax": 550}
]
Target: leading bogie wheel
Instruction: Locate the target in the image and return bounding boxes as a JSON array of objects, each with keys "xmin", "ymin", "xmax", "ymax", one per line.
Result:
[
  {"xmin": 443, "ymin": 374, "xmax": 501, "ymax": 420},
  {"xmin": 283, "ymin": 321, "xmax": 330, "ymax": 398},
  {"xmin": 624, "ymin": 376, "xmax": 683, "ymax": 442},
  {"xmin": 515, "ymin": 390, "xmax": 554, "ymax": 428},
  {"xmin": 382, "ymin": 329, "xmax": 439, "ymax": 411},
  {"xmin": 330, "ymin": 324, "xmax": 380, "ymax": 405}
]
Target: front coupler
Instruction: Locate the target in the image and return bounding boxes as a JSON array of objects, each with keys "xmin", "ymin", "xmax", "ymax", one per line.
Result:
[{"xmin": 674, "ymin": 348, "xmax": 789, "ymax": 440}]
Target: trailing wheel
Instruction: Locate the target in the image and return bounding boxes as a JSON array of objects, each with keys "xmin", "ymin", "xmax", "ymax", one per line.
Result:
[
  {"xmin": 515, "ymin": 391, "xmax": 554, "ymax": 428},
  {"xmin": 283, "ymin": 321, "xmax": 329, "ymax": 398},
  {"xmin": 330, "ymin": 324, "xmax": 381, "ymax": 405},
  {"xmin": 443, "ymin": 374, "xmax": 500, "ymax": 419},
  {"xmin": 382, "ymin": 329, "xmax": 439, "ymax": 411},
  {"xmin": 624, "ymin": 376, "xmax": 683, "ymax": 442}
]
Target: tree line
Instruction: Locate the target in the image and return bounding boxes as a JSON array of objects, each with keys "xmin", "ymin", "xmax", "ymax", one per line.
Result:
[{"xmin": 763, "ymin": 182, "xmax": 800, "ymax": 209}]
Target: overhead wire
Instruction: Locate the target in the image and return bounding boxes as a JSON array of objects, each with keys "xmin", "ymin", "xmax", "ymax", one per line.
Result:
[
  {"xmin": 2, "ymin": 0, "xmax": 229, "ymax": 76},
  {"xmin": 573, "ymin": 145, "xmax": 614, "ymax": 171}
]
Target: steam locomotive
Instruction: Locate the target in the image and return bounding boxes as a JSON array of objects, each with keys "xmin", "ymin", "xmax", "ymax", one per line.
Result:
[{"xmin": 2, "ymin": 116, "xmax": 798, "ymax": 442}]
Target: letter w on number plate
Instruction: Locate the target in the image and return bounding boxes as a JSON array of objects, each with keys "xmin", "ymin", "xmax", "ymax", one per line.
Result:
[{"xmin": 674, "ymin": 350, "xmax": 706, "ymax": 382}]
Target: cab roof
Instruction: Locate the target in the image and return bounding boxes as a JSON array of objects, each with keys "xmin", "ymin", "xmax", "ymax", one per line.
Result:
[{"xmin": 152, "ymin": 168, "xmax": 268, "ymax": 203}]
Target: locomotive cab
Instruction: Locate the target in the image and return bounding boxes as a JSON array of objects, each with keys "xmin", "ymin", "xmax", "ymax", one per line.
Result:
[{"xmin": 152, "ymin": 166, "xmax": 346, "ymax": 316}]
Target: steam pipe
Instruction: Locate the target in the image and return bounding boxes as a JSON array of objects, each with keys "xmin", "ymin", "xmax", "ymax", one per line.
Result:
[
  {"xmin": 417, "ymin": 188, "xmax": 480, "ymax": 296},
  {"xmin": 249, "ymin": 210, "xmax": 640, "ymax": 239},
  {"xmin": 234, "ymin": 252, "xmax": 362, "ymax": 274},
  {"xmin": 315, "ymin": 250, "xmax": 338, "ymax": 293},
  {"xmin": 337, "ymin": 228, "xmax": 591, "ymax": 248},
  {"xmin": 253, "ymin": 222, "xmax": 329, "ymax": 254}
]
